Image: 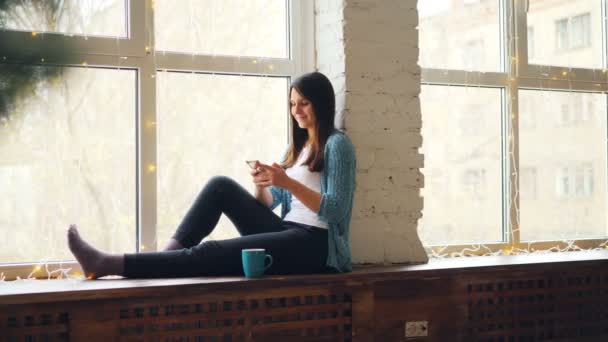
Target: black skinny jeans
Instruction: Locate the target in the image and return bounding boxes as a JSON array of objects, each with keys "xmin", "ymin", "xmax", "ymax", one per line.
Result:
[{"xmin": 124, "ymin": 176, "xmax": 329, "ymax": 278}]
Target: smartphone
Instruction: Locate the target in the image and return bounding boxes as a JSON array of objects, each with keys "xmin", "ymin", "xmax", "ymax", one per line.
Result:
[{"xmin": 246, "ymin": 160, "xmax": 257, "ymax": 169}]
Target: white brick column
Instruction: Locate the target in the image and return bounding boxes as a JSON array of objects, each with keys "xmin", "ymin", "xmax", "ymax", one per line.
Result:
[{"xmin": 315, "ymin": 0, "xmax": 428, "ymax": 264}]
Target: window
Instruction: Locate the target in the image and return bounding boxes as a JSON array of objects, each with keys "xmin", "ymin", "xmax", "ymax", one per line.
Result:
[
  {"xmin": 0, "ymin": 1, "xmax": 313, "ymax": 279},
  {"xmin": 555, "ymin": 18, "xmax": 569, "ymax": 51},
  {"xmin": 555, "ymin": 14, "xmax": 591, "ymax": 51},
  {"xmin": 457, "ymin": 105, "xmax": 484, "ymax": 136},
  {"xmin": 0, "ymin": 0, "xmax": 127, "ymax": 37},
  {"xmin": 555, "ymin": 164, "xmax": 594, "ymax": 198},
  {"xmin": 528, "ymin": 1, "xmax": 600, "ymax": 68},
  {"xmin": 527, "ymin": 26, "xmax": 535, "ymax": 59},
  {"xmin": 520, "ymin": 167, "xmax": 537, "ymax": 200},
  {"xmin": 554, "ymin": 92, "xmax": 594, "ymax": 126},
  {"xmin": 570, "ymin": 13, "xmax": 591, "ymax": 49},
  {"xmin": 462, "ymin": 39, "xmax": 485, "ymax": 70},
  {"xmin": 418, "ymin": 0, "xmax": 608, "ymax": 254},
  {"xmin": 462, "ymin": 168, "xmax": 487, "ymax": 196},
  {"xmin": 418, "ymin": 0, "xmax": 501, "ymax": 72},
  {"xmin": 419, "ymin": 85, "xmax": 502, "ymax": 246}
]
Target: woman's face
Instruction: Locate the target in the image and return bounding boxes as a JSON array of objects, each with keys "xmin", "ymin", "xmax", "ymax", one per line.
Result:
[{"xmin": 290, "ymin": 88, "xmax": 316, "ymax": 129}]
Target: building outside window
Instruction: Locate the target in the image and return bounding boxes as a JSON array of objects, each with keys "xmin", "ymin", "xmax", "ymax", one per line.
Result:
[{"xmin": 418, "ymin": 0, "xmax": 607, "ymax": 252}]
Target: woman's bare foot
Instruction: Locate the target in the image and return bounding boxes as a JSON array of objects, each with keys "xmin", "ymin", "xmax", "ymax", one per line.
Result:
[{"xmin": 67, "ymin": 224, "xmax": 123, "ymax": 279}]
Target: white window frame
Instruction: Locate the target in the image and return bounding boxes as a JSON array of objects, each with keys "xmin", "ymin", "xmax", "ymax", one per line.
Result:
[
  {"xmin": 0, "ymin": 0, "xmax": 314, "ymax": 280},
  {"xmin": 421, "ymin": 0, "xmax": 608, "ymax": 256}
]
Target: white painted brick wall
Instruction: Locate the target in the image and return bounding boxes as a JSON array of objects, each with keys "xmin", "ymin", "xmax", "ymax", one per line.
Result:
[{"xmin": 315, "ymin": 0, "xmax": 428, "ymax": 264}]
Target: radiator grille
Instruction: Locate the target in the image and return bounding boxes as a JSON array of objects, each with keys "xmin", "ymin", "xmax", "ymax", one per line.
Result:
[
  {"xmin": 465, "ymin": 273, "xmax": 608, "ymax": 341},
  {"xmin": 116, "ymin": 292, "xmax": 352, "ymax": 341},
  {"xmin": 1, "ymin": 311, "xmax": 69, "ymax": 342}
]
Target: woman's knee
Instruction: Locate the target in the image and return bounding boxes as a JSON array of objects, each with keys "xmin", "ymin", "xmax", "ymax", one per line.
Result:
[
  {"xmin": 205, "ymin": 176, "xmax": 239, "ymax": 195},
  {"xmin": 207, "ymin": 175, "xmax": 236, "ymax": 188}
]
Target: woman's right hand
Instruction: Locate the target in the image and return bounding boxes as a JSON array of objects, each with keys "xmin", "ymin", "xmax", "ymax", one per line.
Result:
[
  {"xmin": 251, "ymin": 161, "xmax": 274, "ymax": 207},
  {"xmin": 250, "ymin": 161, "xmax": 270, "ymax": 189}
]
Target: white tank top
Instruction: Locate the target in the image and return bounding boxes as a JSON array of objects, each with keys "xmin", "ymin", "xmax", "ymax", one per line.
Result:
[{"xmin": 283, "ymin": 146, "xmax": 329, "ymax": 229}]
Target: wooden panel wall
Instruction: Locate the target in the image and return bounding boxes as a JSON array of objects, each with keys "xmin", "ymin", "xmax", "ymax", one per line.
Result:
[
  {"xmin": 373, "ymin": 265, "xmax": 608, "ymax": 341},
  {"xmin": 2, "ymin": 259, "xmax": 608, "ymax": 341}
]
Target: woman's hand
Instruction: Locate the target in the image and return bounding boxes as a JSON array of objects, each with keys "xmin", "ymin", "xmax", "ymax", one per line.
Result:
[
  {"xmin": 254, "ymin": 161, "xmax": 292, "ymax": 190},
  {"xmin": 250, "ymin": 161, "xmax": 269, "ymax": 190}
]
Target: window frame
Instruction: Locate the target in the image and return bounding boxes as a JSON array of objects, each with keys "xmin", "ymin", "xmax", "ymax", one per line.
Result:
[
  {"xmin": 421, "ymin": 0, "xmax": 608, "ymax": 256},
  {"xmin": 0, "ymin": 0, "xmax": 314, "ymax": 280}
]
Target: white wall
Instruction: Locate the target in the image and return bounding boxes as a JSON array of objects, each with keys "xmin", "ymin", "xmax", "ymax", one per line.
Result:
[{"xmin": 315, "ymin": 0, "xmax": 428, "ymax": 264}]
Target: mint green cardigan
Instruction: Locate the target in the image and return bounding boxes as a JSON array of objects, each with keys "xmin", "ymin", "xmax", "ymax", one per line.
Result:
[{"xmin": 269, "ymin": 130, "xmax": 357, "ymax": 273}]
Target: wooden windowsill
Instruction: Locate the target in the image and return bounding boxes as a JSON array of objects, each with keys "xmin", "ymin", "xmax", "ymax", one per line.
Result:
[{"xmin": 2, "ymin": 250, "xmax": 608, "ymax": 305}]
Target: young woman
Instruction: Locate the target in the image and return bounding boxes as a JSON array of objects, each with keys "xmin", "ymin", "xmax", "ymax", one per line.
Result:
[{"xmin": 67, "ymin": 71, "xmax": 357, "ymax": 279}]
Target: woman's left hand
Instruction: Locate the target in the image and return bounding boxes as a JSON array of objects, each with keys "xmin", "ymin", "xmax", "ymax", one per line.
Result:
[{"xmin": 256, "ymin": 162, "xmax": 292, "ymax": 190}]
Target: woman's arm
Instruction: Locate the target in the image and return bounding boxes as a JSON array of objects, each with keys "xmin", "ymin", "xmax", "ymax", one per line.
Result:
[
  {"xmin": 284, "ymin": 178, "xmax": 322, "ymax": 212},
  {"xmin": 255, "ymin": 162, "xmax": 322, "ymax": 212},
  {"xmin": 317, "ymin": 135, "xmax": 356, "ymax": 223},
  {"xmin": 254, "ymin": 186, "xmax": 274, "ymax": 207}
]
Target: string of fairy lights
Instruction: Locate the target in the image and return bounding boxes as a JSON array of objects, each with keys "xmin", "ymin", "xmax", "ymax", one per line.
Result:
[{"xmin": 2, "ymin": 1, "xmax": 608, "ymax": 282}]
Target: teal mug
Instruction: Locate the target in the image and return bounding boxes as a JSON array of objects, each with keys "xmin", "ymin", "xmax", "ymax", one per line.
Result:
[{"xmin": 241, "ymin": 248, "xmax": 273, "ymax": 278}]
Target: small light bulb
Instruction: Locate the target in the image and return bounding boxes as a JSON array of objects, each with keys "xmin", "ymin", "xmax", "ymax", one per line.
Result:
[
  {"xmin": 41, "ymin": 58, "xmax": 45, "ymax": 62},
  {"xmin": 82, "ymin": 61, "xmax": 88, "ymax": 66},
  {"xmin": 145, "ymin": 46, "xmax": 150, "ymax": 53},
  {"xmin": 147, "ymin": 164, "xmax": 156, "ymax": 173},
  {"xmin": 252, "ymin": 59, "xmax": 258, "ymax": 64},
  {"xmin": 34, "ymin": 265, "xmax": 42, "ymax": 272},
  {"xmin": 31, "ymin": 31, "xmax": 38, "ymax": 37},
  {"xmin": 141, "ymin": 245, "xmax": 146, "ymax": 251},
  {"xmin": 268, "ymin": 65, "xmax": 275, "ymax": 70},
  {"xmin": 561, "ymin": 71, "xmax": 568, "ymax": 76}
]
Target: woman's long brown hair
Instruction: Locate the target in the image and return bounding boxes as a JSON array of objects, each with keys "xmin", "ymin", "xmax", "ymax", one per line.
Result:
[{"xmin": 281, "ymin": 72, "xmax": 336, "ymax": 172}]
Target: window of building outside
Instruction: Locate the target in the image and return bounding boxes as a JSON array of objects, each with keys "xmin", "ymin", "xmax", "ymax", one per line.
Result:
[
  {"xmin": 0, "ymin": 0, "xmax": 312, "ymax": 279},
  {"xmin": 418, "ymin": 0, "xmax": 608, "ymax": 256},
  {"xmin": 527, "ymin": 26, "xmax": 535, "ymax": 59},
  {"xmin": 556, "ymin": 13, "xmax": 591, "ymax": 51}
]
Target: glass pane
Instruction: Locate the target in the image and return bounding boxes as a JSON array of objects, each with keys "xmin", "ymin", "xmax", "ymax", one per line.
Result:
[
  {"xmin": 527, "ymin": 1, "xmax": 601, "ymax": 69},
  {"xmin": 0, "ymin": 0, "xmax": 126, "ymax": 37},
  {"xmin": 0, "ymin": 66, "xmax": 136, "ymax": 264},
  {"xmin": 155, "ymin": 0, "xmax": 288, "ymax": 58},
  {"xmin": 156, "ymin": 72, "xmax": 288, "ymax": 246},
  {"xmin": 519, "ymin": 90, "xmax": 607, "ymax": 241},
  {"xmin": 418, "ymin": 0, "xmax": 501, "ymax": 72},
  {"xmin": 419, "ymin": 85, "xmax": 503, "ymax": 245}
]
